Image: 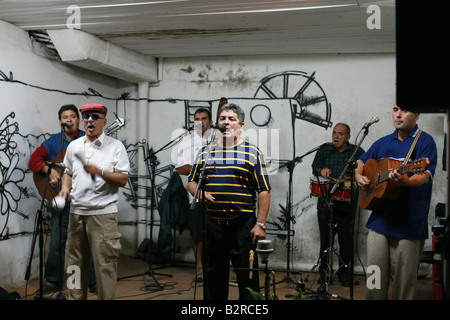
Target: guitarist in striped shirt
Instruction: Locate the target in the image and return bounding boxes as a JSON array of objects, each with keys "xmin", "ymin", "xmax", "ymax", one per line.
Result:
[
  {"xmin": 188, "ymin": 103, "xmax": 271, "ymax": 300},
  {"xmin": 355, "ymin": 103, "xmax": 437, "ymax": 300}
]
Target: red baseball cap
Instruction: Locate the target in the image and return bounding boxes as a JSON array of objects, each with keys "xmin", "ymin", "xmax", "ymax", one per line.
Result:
[{"xmin": 80, "ymin": 103, "xmax": 107, "ymax": 115}]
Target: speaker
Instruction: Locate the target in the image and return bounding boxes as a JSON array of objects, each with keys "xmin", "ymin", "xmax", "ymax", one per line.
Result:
[{"xmin": 396, "ymin": 0, "xmax": 450, "ymax": 113}]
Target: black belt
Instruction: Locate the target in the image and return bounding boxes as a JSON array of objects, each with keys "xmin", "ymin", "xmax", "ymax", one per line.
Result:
[{"xmin": 210, "ymin": 214, "xmax": 254, "ymax": 226}]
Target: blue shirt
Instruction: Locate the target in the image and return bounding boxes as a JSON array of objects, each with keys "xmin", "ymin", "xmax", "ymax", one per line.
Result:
[
  {"xmin": 29, "ymin": 129, "xmax": 85, "ymax": 174},
  {"xmin": 43, "ymin": 130, "xmax": 85, "ymax": 160},
  {"xmin": 188, "ymin": 140, "xmax": 271, "ymax": 219},
  {"xmin": 358, "ymin": 126, "xmax": 437, "ymax": 240}
]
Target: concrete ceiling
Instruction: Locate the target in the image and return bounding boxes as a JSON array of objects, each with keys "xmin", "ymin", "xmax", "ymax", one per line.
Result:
[{"xmin": 0, "ymin": 0, "xmax": 396, "ymax": 59}]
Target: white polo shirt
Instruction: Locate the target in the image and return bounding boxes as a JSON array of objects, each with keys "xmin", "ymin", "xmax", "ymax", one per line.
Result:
[
  {"xmin": 63, "ymin": 132, "xmax": 130, "ymax": 215},
  {"xmin": 176, "ymin": 131, "xmax": 212, "ymax": 170},
  {"xmin": 176, "ymin": 130, "xmax": 212, "ymax": 202}
]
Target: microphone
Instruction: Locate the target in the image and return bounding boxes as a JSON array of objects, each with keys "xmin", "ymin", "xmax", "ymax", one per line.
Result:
[
  {"xmin": 363, "ymin": 115, "xmax": 379, "ymax": 129},
  {"xmin": 210, "ymin": 124, "xmax": 227, "ymax": 132},
  {"xmin": 61, "ymin": 122, "xmax": 73, "ymax": 128},
  {"xmin": 183, "ymin": 125, "xmax": 194, "ymax": 131},
  {"xmin": 323, "ymin": 142, "xmax": 337, "ymax": 146},
  {"xmin": 45, "ymin": 161, "xmax": 66, "ymax": 169}
]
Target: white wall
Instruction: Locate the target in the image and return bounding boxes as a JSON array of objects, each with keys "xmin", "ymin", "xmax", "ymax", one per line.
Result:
[{"xmin": 1, "ymin": 19, "xmax": 446, "ymax": 291}]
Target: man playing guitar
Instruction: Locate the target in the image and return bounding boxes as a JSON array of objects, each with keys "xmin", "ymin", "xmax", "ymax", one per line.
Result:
[
  {"xmin": 30, "ymin": 104, "xmax": 84, "ymax": 195},
  {"xmin": 355, "ymin": 103, "xmax": 438, "ymax": 300},
  {"xmin": 29, "ymin": 104, "xmax": 96, "ymax": 294}
]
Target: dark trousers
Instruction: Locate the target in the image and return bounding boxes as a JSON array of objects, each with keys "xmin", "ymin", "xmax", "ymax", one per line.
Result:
[
  {"xmin": 317, "ymin": 204, "xmax": 352, "ymax": 280},
  {"xmin": 203, "ymin": 214, "xmax": 260, "ymax": 300},
  {"xmin": 45, "ymin": 204, "xmax": 70, "ymax": 286}
]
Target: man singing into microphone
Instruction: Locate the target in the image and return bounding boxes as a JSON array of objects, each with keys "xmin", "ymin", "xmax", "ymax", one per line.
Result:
[
  {"xmin": 59, "ymin": 103, "xmax": 130, "ymax": 300},
  {"xmin": 311, "ymin": 123, "xmax": 365, "ymax": 287},
  {"xmin": 188, "ymin": 103, "xmax": 271, "ymax": 300},
  {"xmin": 29, "ymin": 104, "xmax": 96, "ymax": 294},
  {"xmin": 355, "ymin": 103, "xmax": 437, "ymax": 299}
]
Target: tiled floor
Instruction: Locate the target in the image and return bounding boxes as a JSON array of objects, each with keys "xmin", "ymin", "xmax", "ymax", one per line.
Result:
[{"xmin": 15, "ymin": 255, "xmax": 435, "ymax": 301}]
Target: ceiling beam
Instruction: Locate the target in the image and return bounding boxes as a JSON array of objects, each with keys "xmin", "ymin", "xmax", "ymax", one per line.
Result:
[{"xmin": 47, "ymin": 29, "xmax": 158, "ymax": 83}]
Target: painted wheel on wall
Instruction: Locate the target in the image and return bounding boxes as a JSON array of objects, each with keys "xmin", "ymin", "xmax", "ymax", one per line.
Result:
[
  {"xmin": 253, "ymin": 70, "xmax": 332, "ymax": 129},
  {"xmin": 250, "ymin": 104, "xmax": 272, "ymax": 127}
]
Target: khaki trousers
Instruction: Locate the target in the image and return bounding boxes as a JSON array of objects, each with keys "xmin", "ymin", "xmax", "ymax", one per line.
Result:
[
  {"xmin": 366, "ymin": 229, "xmax": 424, "ymax": 300},
  {"xmin": 66, "ymin": 212, "xmax": 121, "ymax": 300}
]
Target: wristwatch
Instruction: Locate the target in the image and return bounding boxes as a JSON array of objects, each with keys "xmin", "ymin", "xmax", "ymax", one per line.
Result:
[{"xmin": 256, "ymin": 222, "xmax": 267, "ymax": 231}]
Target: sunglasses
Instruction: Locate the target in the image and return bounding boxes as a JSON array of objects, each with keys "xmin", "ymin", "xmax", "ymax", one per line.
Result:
[{"xmin": 81, "ymin": 113, "xmax": 105, "ymax": 121}]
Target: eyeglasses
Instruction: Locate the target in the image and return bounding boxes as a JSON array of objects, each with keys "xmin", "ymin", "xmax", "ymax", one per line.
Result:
[{"xmin": 81, "ymin": 113, "xmax": 105, "ymax": 121}]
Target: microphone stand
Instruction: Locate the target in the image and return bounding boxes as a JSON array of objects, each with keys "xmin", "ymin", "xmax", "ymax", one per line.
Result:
[
  {"xmin": 55, "ymin": 125, "xmax": 66, "ymax": 299},
  {"xmin": 190, "ymin": 128, "xmax": 218, "ymax": 299},
  {"xmin": 190, "ymin": 129, "xmax": 218, "ymax": 211},
  {"xmin": 24, "ymin": 126, "xmax": 68, "ymax": 300},
  {"xmin": 325, "ymin": 125, "xmax": 368, "ymax": 300},
  {"xmin": 304, "ymin": 141, "xmax": 351, "ymax": 300},
  {"xmin": 146, "ymin": 129, "xmax": 190, "ymax": 245},
  {"xmin": 24, "ymin": 160, "xmax": 52, "ymax": 299},
  {"xmin": 118, "ymin": 129, "xmax": 189, "ymax": 284},
  {"xmin": 277, "ymin": 143, "xmax": 329, "ymax": 284}
]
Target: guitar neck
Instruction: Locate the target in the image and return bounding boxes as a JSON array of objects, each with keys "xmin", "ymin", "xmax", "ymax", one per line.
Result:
[{"xmin": 378, "ymin": 164, "xmax": 410, "ymax": 184}]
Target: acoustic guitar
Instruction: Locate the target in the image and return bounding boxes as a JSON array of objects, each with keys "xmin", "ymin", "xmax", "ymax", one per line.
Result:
[
  {"xmin": 358, "ymin": 158, "xmax": 429, "ymax": 210},
  {"xmin": 33, "ymin": 150, "xmax": 66, "ymax": 200}
]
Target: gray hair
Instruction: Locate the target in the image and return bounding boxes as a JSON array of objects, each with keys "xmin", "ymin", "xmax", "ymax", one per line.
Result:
[{"xmin": 218, "ymin": 103, "xmax": 245, "ymax": 123}]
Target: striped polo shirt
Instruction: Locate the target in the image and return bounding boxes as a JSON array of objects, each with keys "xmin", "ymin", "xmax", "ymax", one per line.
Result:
[{"xmin": 188, "ymin": 139, "xmax": 271, "ymax": 219}]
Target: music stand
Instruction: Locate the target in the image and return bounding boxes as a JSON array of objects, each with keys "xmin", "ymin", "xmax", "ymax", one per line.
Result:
[
  {"xmin": 118, "ymin": 149, "xmax": 172, "ymax": 289},
  {"xmin": 150, "ymin": 130, "xmax": 197, "ymax": 270},
  {"xmin": 118, "ymin": 130, "xmax": 191, "ymax": 287}
]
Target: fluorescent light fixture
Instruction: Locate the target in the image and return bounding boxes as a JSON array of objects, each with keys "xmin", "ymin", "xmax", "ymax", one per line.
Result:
[
  {"xmin": 158, "ymin": 3, "xmax": 357, "ymax": 18},
  {"xmin": 19, "ymin": 22, "xmax": 108, "ymax": 30},
  {"xmin": 75, "ymin": 0, "xmax": 191, "ymax": 10}
]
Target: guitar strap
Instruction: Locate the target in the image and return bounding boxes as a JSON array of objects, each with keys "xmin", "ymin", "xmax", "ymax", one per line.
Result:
[{"xmin": 402, "ymin": 129, "xmax": 422, "ymax": 165}]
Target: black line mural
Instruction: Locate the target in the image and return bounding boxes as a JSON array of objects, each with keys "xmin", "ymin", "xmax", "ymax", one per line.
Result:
[
  {"xmin": 0, "ymin": 112, "xmax": 24, "ymax": 239},
  {"xmin": 0, "ymin": 112, "xmax": 46, "ymax": 240},
  {"xmin": 254, "ymin": 71, "xmax": 332, "ymax": 157},
  {"xmin": 123, "ymin": 139, "xmax": 175, "ymax": 211},
  {"xmin": 0, "ymin": 70, "xmax": 332, "ymax": 246}
]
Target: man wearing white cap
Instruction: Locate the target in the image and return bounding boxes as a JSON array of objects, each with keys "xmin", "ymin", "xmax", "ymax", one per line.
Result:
[{"xmin": 59, "ymin": 103, "xmax": 130, "ymax": 300}]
